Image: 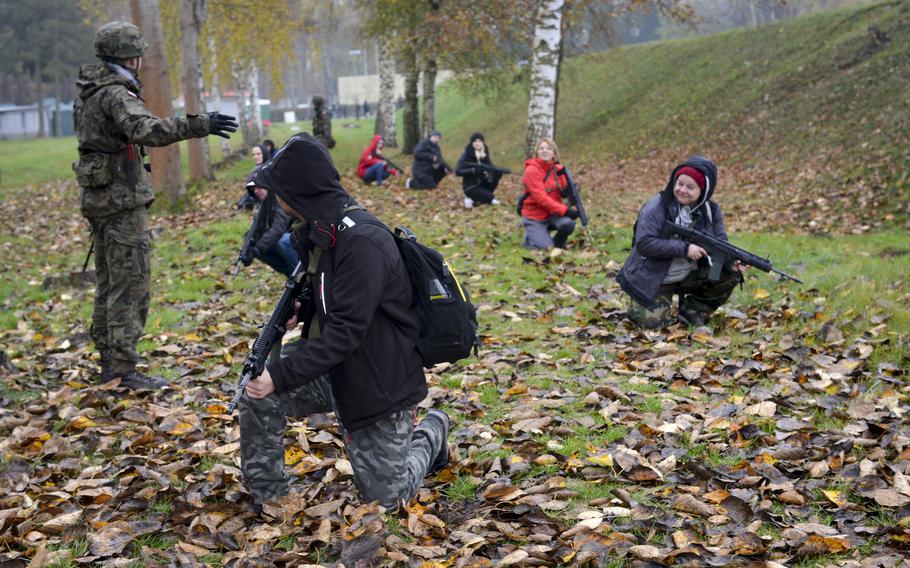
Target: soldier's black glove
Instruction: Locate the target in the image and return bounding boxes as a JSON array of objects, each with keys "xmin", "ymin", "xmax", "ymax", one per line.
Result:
[
  {"xmin": 240, "ymin": 246, "xmax": 257, "ymax": 267},
  {"xmin": 208, "ymin": 112, "xmax": 238, "ymax": 139},
  {"xmin": 566, "ymin": 206, "xmax": 580, "ymax": 220}
]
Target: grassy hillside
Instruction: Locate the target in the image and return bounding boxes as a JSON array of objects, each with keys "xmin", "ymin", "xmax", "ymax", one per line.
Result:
[{"xmin": 432, "ymin": 1, "xmax": 909, "ymax": 233}]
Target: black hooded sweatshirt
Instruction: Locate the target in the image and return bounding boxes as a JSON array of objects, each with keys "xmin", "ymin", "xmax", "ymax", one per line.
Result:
[{"xmin": 252, "ymin": 134, "xmax": 426, "ymax": 431}]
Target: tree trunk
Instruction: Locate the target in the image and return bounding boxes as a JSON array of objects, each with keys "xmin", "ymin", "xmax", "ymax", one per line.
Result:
[
  {"xmin": 377, "ymin": 36, "xmax": 397, "ymax": 147},
  {"xmin": 524, "ymin": 0, "xmax": 565, "ymax": 158},
  {"xmin": 232, "ymin": 64, "xmax": 253, "ymax": 145},
  {"xmin": 420, "ymin": 58, "xmax": 437, "ymax": 137},
  {"xmin": 179, "ymin": 0, "xmax": 212, "ymax": 181},
  {"xmin": 54, "ymin": 79, "xmax": 62, "ymax": 138},
  {"xmin": 402, "ymin": 48, "xmax": 420, "ymax": 155},
  {"xmin": 208, "ymin": 37, "xmax": 231, "ymax": 157},
  {"xmin": 130, "ymin": 0, "xmax": 186, "ymax": 206},
  {"xmin": 36, "ymin": 79, "xmax": 46, "ymax": 138},
  {"xmin": 250, "ymin": 63, "xmax": 263, "ymax": 140}
]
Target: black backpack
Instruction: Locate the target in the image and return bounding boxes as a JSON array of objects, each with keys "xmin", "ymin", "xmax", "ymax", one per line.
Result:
[{"xmin": 359, "ymin": 221, "xmax": 479, "ymax": 367}]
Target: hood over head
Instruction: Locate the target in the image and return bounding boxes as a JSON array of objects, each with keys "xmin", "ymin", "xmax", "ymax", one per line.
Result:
[
  {"xmin": 365, "ymin": 134, "xmax": 383, "ymax": 155},
  {"xmin": 662, "ymin": 155, "xmax": 717, "ymax": 211},
  {"xmin": 76, "ymin": 62, "xmax": 139, "ymax": 101},
  {"xmin": 252, "ymin": 134, "xmax": 356, "ymax": 249}
]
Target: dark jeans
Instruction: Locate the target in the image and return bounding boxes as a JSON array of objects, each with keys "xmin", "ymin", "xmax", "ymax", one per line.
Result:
[
  {"xmin": 464, "ymin": 173, "xmax": 502, "ymax": 204},
  {"xmin": 410, "ymin": 167, "xmax": 447, "ymax": 189},
  {"xmin": 256, "ymin": 233, "xmax": 299, "ymax": 277},
  {"xmin": 362, "ymin": 162, "xmax": 390, "ymax": 185}
]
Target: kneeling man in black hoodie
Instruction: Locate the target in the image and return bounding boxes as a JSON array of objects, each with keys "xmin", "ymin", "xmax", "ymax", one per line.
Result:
[{"xmin": 238, "ymin": 134, "xmax": 450, "ymax": 511}]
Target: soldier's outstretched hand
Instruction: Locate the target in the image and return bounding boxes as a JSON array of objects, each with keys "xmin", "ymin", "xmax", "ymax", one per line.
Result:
[{"xmin": 208, "ymin": 112, "xmax": 239, "ymax": 138}]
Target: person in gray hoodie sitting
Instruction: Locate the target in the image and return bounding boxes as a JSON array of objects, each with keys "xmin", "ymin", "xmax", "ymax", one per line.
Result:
[{"xmin": 616, "ymin": 156, "xmax": 746, "ymax": 328}]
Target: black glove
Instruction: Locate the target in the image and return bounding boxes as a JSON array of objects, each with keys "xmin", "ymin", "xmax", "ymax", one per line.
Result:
[
  {"xmin": 208, "ymin": 112, "xmax": 238, "ymax": 139},
  {"xmin": 240, "ymin": 246, "xmax": 257, "ymax": 267},
  {"xmin": 566, "ymin": 206, "xmax": 580, "ymax": 220}
]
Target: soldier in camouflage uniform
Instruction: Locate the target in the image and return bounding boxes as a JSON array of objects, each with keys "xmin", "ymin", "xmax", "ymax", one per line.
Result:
[
  {"xmin": 75, "ymin": 22, "xmax": 237, "ymax": 390},
  {"xmin": 311, "ymin": 96, "xmax": 335, "ymax": 149},
  {"xmin": 237, "ymin": 135, "xmax": 449, "ymax": 511}
]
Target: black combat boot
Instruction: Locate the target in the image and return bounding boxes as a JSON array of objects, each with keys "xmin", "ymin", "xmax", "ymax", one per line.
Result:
[{"xmin": 113, "ymin": 371, "xmax": 168, "ymax": 390}]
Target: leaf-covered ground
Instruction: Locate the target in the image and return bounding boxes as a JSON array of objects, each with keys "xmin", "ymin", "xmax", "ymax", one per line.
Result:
[{"xmin": 0, "ymin": 160, "xmax": 908, "ymax": 568}]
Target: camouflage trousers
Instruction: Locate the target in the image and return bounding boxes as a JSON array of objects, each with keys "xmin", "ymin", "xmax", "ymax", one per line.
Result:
[
  {"xmin": 627, "ymin": 267, "xmax": 740, "ymax": 329},
  {"xmin": 87, "ymin": 206, "xmax": 151, "ymax": 374},
  {"xmin": 239, "ymin": 374, "xmax": 446, "ymax": 509}
]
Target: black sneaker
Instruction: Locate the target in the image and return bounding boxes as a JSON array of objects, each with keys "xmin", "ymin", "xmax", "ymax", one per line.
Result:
[
  {"xmin": 678, "ymin": 307, "xmax": 707, "ymax": 327},
  {"xmin": 114, "ymin": 371, "xmax": 168, "ymax": 390},
  {"xmin": 423, "ymin": 410, "xmax": 451, "ymax": 475}
]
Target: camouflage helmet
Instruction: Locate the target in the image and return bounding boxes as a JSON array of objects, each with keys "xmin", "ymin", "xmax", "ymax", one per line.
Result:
[{"xmin": 94, "ymin": 21, "xmax": 147, "ymax": 60}]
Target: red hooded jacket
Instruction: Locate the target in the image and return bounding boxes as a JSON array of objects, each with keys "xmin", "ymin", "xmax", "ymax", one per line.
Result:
[
  {"xmin": 520, "ymin": 157, "xmax": 569, "ymax": 221},
  {"xmin": 356, "ymin": 134, "xmax": 392, "ymax": 179}
]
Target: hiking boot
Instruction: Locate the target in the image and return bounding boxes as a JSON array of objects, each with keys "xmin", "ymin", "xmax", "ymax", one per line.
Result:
[
  {"xmin": 464, "ymin": 197, "xmax": 474, "ymax": 209},
  {"xmin": 677, "ymin": 306, "xmax": 707, "ymax": 327},
  {"xmin": 423, "ymin": 409, "xmax": 451, "ymax": 475},
  {"xmin": 112, "ymin": 371, "xmax": 168, "ymax": 390}
]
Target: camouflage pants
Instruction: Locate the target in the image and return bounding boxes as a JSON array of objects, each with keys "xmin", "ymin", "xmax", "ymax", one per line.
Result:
[
  {"xmin": 87, "ymin": 206, "xmax": 151, "ymax": 374},
  {"xmin": 239, "ymin": 374, "xmax": 446, "ymax": 509},
  {"xmin": 628, "ymin": 267, "xmax": 740, "ymax": 329}
]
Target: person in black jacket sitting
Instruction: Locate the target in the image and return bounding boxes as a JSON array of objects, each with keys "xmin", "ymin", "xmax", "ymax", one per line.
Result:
[
  {"xmin": 240, "ymin": 181, "xmax": 299, "ymax": 277},
  {"xmin": 239, "ymin": 134, "xmax": 451, "ymax": 512},
  {"xmin": 406, "ymin": 130, "xmax": 451, "ymax": 189},
  {"xmin": 455, "ymin": 132, "xmax": 504, "ymax": 208}
]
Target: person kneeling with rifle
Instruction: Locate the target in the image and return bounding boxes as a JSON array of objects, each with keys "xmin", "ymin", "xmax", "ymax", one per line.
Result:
[
  {"xmin": 236, "ymin": 179, "xmax": 299, "ymax": 277},
  {"xmin": 456, "ymin": 132, "xmax": 511, "ymax": 208},
  {"xmin": 238, "ymin": 134, "xmax": 450, "ymax": 513},
  {"xmin": 617, "ymin": 156, "xmax": 746, "ymax": 329}
]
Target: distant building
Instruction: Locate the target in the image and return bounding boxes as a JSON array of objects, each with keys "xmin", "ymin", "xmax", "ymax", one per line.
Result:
[
  {"xmin": 337, "ymin": 71, "xmax": 454, "ymax": 107},
  {"xmin": 0, "ymin": 97, "xmax": 72, "ymax": 140}
]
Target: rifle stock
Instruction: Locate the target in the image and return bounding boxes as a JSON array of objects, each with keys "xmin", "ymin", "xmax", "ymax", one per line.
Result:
[
  {"xmin": 665, "ymin": 221, "xmax": 803, "ymax": 284},
  {"xmin": 227, "ymin": 262, "xmax": 308, "ymax": 412}
]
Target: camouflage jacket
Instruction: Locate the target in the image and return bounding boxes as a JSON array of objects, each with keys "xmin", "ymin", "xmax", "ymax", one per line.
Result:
[{"xmin": 74, "ymin": 62, "xmax": 211, "ymax": 218}]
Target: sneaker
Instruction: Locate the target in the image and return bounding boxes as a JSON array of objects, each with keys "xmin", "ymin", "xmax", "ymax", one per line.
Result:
[
  {"xmin": 464, "ymin": 197, "xmax": 474, "ymax": 209},
  {"xmin": 423, "ymin": 409, "xmax": 450, "ymax": 475},
  {"xmin": 110, "ymin": 371, "xmax": 168, "ymax": 390},
  {"xmin": 491, "ymin": 198, "xmax": 501, "ymax": 205},
  {"xmin": 677, "ymin": 307, "xmax": 707, "ymax": 327},
  {"xmin": 405, "ymin": 178, "xmax": 412, "ymax": 189}
]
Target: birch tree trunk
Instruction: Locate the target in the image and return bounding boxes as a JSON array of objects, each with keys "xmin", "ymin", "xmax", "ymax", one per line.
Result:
[
  {"xmin": 180, "ymin": 0, "xmax": 211, "ymax": 181},
  {"xmin": 208, "ymin": 37, "xmax": 231, "ymax": 157},
  {"xmin": 420, "ymin": 58, "xmax": 437, "ymax": 137},
  {"xmin": 232, "ymin": 64, "xmax": 252, "ymax": 146},
  {"xmin": 402, "ymin": 47, "xmax": 420, "ymax": 154},
  {"xmin": 249, "ymin": 63, "xmax": 263, "ymax": 141},
  {"xmin": 131, "ymin": 0, "xmax": 186, "ymax": 205},
  {"xmin": 377, "ymin": 36, "xmax": 397, "ymax": 147},
  {"xmin": 524, "ymin": 0, "xmax": 565, "ymax": 158}
]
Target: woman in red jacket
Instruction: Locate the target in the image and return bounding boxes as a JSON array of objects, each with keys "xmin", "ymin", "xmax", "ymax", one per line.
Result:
[
  {"xmin": 356, "ymin": 134, "xmax": 398, "ymax": 185},
  {"xmin": 519, "ymin": 138, "xmax": 580, "ymax": 249}
]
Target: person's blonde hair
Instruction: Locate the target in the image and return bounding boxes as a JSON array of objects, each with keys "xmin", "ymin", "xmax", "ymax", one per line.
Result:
[{"xmin": 535, "ymin": 138, "xmax": 560, "ymax": 162}]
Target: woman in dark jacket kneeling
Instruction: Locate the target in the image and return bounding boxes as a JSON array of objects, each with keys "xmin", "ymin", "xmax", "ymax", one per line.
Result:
[
  {"xmin": 616, "ymin": 156, "xmax": 745, "ymax": 329},
  {"xmin": 455, "ymin": 132, "xmax": 504, "ymax": 208}
]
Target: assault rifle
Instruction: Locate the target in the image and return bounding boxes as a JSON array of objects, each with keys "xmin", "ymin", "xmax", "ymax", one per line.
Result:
[
  {"xmin": 227, "ymin": 262, "xmax": 308, "ymax": 412},
  {"xmin": 665, "ymin": 221, "xmax": 803, "ymax": 284},
  {"xmin": 233, "ymin": 198, "xmax": 267, "ymax": 276},
  {"xmin": 383, "ymin": 158, "xmax": 406, "ymax": 175},
  {"xmin": 560, "ymin": 165, "xmax": 589, "ymax": 227},
  {"xmin": 471, "ymin": 163, "xmax": 513, "ymax": 176}
]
